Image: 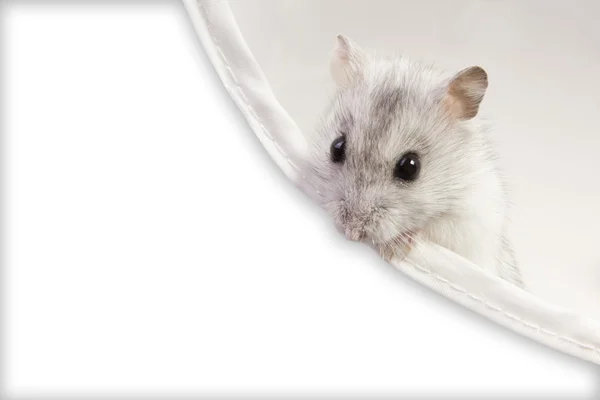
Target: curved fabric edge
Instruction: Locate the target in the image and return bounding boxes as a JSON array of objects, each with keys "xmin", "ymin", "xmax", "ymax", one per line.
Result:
[
  {"xmin": 402, "ymin": 243, "xmax": 600, "ymax": 365},
  {"xmin": 181, "ymin": 0, "xmax": 317, "ymax": 199},
  {"xmin": 182, "ymin": 0, "xmax": 600, "ymax": 365}
]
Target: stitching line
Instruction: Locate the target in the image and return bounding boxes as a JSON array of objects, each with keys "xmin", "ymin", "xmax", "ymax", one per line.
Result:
[
  {"xmin": 198, "ymin": 1, "xmax": 302, "ymax": 175},
  {"xmin": 196, "ymin": 0, "xmax": 600, "ymax": 357},
  {"xmin": 407, "ymin": 261, "xmax": 600, "ymax": 353}
]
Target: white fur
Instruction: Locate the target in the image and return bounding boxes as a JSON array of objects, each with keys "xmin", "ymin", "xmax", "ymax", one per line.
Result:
[{"xmin": 306, "ymin": 35, "xmax": 525, "ymax": 288}]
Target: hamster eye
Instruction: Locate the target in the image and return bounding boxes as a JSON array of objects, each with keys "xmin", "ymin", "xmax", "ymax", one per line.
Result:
[
  {"xmin": 394, "ymin": 152, "xmax": 420, "ymax": 181},
  {"xmin": 330, "ymin": 136, "xmax": 346, "ymax": 163}
]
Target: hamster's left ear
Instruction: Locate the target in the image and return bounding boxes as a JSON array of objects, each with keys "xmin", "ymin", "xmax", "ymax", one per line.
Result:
[
  {"xmin": 444, "ymin": 66, "xmax": 488, "ymax": 120},
  {"xmin": 330, "ymin": 34, "xmax": 367, "ymax": 88}
]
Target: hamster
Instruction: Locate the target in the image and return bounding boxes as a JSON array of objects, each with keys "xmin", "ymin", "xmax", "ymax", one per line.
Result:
[{"xmin": 305, "ymin": 35, "xmax": 525, "ymax": 289}]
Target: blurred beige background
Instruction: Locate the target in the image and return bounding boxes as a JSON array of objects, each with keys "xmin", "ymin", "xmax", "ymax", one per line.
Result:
[{"xmin": 229, "ymin": 0, "xmax": 600, "ymax": 319}]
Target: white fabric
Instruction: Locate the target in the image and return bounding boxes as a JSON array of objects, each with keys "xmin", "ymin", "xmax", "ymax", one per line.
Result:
[{"xmin": 183, "ymin": 0, "xmax": 600, "ymax": 365}]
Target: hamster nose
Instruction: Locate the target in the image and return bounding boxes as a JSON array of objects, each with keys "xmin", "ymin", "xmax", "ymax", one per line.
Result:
[{"xmin": 345, "ymin": 228, "xmax": 365, "ymax": 242}]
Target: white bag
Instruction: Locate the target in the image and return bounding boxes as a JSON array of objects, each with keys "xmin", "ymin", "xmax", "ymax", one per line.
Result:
[{"xmin": 184, "ymin": 0, "xmax": 600, "ymax": 365}]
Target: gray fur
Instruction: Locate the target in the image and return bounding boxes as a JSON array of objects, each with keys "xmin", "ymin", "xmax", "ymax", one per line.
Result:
[{"xmin": 305, "ymin": 38, "xmax": 525, "ymax": 289}]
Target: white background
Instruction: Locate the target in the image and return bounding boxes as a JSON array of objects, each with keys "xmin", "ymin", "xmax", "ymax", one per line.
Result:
[{"xmin": 4, "ymin": 1, "xmax": 600, "ymax": 399}]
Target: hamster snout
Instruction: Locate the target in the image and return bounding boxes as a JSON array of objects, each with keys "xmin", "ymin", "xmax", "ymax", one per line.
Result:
[
  {"xmin": 338, "ymin": 205, "xmax": 372, "ymax": 242},
  {"xmin": 333, "ymin": 200, "xmax": 413, "ymax": 251}
]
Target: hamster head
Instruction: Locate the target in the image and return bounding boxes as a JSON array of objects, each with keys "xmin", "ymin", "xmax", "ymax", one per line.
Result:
[{"xmin": 308, "ymin": 35, "xmax": 491, "ymax": 256}]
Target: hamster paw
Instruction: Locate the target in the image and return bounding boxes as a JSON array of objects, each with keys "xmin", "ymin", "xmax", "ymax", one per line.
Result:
[
  {"xmin": 378, "ymin": 242, "xmax": 411, "ymax": 263},
  {"xmin": 377, "ymin": 232, "xmax": 417, "ymax": 263}
]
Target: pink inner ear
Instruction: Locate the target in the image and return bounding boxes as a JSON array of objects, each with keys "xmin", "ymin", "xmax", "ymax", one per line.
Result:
[
  {"xmin": 334, "ymin": 47, "xmax": 350, "ymax": 63},
  {"xmin": 443, "ymin": 93, "xmax": 464, "ymax": 119},
  {"xmin": 444, "ymin": 66, "xmax": 488, "ymax": 120},
  {"xmin": 330, "ymin": 35, "xmax": 368, "ymax": 89},
  {"xmin": 334, "ymin": 35, "xmax": 351, "ymax": 60}
]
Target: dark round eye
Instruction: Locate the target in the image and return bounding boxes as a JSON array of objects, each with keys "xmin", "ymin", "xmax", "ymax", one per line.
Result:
[
  {"xmin": 330, "ymin": 136, "xmax": 346, "ymax": 163},
  {"xmin": 394, "ymin": 152, "xmax": 420, "ymax": 181}
]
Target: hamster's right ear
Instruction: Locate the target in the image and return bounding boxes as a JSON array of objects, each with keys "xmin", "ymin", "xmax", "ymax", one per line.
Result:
[{"xmin": 330, "ymin": 34, "xmax": 367, "ymax": 88}]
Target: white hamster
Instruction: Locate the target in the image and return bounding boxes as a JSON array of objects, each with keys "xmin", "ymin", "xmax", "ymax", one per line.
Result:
[{"xmin": 305, "ymin": 35, "xmax": 525, "ymax": 288}]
